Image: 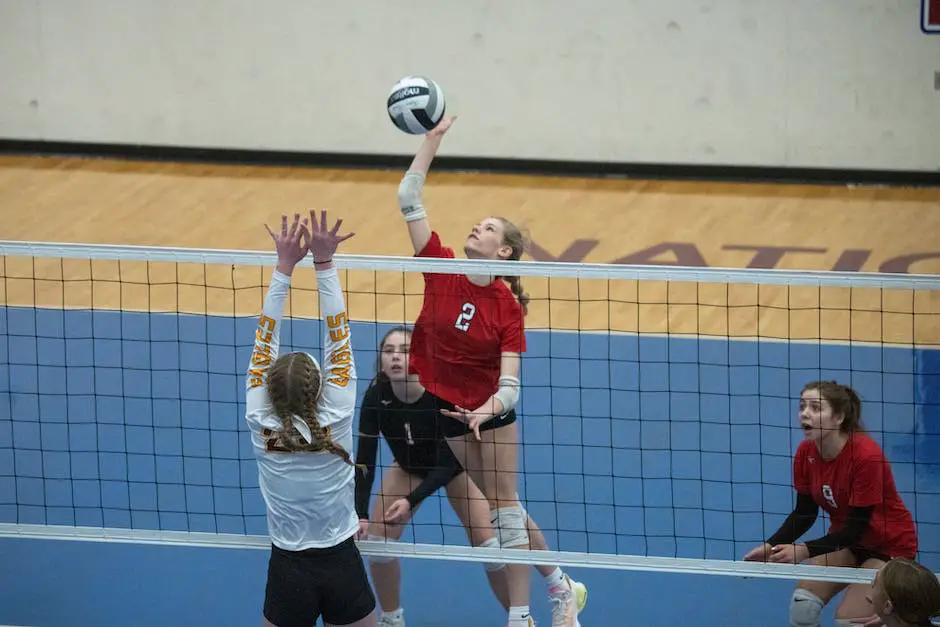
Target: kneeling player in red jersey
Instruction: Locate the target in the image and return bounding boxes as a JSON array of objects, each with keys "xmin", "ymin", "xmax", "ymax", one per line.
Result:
[{"xmin": 743, "ymin": 380, "xmax": 918, "ymax": 627}]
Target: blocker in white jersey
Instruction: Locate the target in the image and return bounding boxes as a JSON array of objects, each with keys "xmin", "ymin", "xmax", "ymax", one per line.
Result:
[
  {"xmin": 245, "ymin": 264, "xmax": 358, "ymax": 552},
  {"xmin": 245, "ymin": 211, "xmax": 376, "ymax": 627}
]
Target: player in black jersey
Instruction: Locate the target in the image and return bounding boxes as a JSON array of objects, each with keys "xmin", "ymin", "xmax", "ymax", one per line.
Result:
[{"xmin": 354, "ymin": 327, "xmax": 510, "ymax": 627}]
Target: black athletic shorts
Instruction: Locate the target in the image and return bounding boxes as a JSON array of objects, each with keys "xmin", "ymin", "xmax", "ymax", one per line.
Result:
[
  {"xmin": 263, "ymin": 535, "xmax": 375, "ymax": 627},
  {"xmin": 430, "ymin": 391, "xmax": 518, "ymax": 439},
  {"xmin": 404, "ymin": 461, "xmax": 464, "ymax": 484},
  {"xmin": 850, "ymin": 547, "xmax": 892, "ymax": 566}
]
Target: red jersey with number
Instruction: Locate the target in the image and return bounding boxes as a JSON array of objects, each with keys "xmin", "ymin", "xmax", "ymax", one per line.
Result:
[
  {"xmin": 408, "ymin": 232, "xmax": 526, "ymax": 410},
  {"xmin": 793, "ymin": 433, "xmax": 917, "ymax": 559}
]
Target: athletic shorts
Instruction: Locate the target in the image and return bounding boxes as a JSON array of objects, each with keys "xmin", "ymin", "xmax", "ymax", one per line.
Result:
[
  {"xmin": 850, "ymin": 547, "xmax": 895, "ymax": 566},
  {"xmin": 398, "ymin": 460, "xmax": 464, "ymax": 484},
  {"xmin": 263, "ymin": 535, "xmax": 375, "ymax": 627},
  {"xmin": 429, "ymin": 391, "xmax": 518, "ymax": 439}
]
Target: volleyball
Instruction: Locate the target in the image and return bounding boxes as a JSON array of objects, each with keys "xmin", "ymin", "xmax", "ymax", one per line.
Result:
[{"xmin": 386, "ymin": 76, "xmax": 446, "ymax": 135}]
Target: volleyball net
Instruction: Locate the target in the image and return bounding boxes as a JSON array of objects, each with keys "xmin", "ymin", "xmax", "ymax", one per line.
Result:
[{"xmin": 1, "ymin": 240, "xmax": 938, "ymax": 585}]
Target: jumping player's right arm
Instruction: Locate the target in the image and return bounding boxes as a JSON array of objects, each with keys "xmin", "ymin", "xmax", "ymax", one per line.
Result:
[{"xmin": 397, "ymin": 117, "xmax": 456, "ymax": 254}]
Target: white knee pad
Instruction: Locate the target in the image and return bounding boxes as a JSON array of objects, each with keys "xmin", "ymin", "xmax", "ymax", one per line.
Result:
[
  {"xmin": 366, "ymin": 534, "xmax": 398, "ymax": 565},
  {"xmin": 491, "ymin": 506, "xmax": 529, "ymax": 548},
  {"xmin": 789, "ymin": 588, "xmax": 824, "ymax": 627},
  {"xmin": 478, "ymin": 536, "xmax": 505, "ymax": 572}
]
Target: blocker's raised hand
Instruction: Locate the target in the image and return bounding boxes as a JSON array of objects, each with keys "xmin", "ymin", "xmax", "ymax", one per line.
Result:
[
  {"xmin": 266, "ymin": 213, "xmax": 310, "ymax": 276},
  {"xmin": 306, "ymin": 209, "xmax": 355, "ymax": 265}
]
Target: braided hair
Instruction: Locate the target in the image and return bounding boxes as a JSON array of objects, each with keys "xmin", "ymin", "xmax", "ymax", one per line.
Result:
[{"xmin": 266, "ymin": 351, "xmax": 360, "ymax": 470}]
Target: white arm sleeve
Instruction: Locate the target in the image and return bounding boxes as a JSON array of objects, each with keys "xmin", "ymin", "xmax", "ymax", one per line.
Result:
[
  {"xmin": 245, "ymin": 269, "xmax": 291, "ymax": 422},
  {"xmin": 493, "ymin": 375, "xmax": 521, "ymax": 414},
  {"xmin": 316, "ymin": 266, "xmax": 357, "ymax": 418},
  {"xmin": 397, "ymin": 171, "xmax": 427, "ymax": 222}
]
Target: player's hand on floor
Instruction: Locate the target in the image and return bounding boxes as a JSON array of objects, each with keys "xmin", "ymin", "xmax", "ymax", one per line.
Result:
[{"xmin": 855, "ymin": 614, "xmax": 885, "ymax": 627}]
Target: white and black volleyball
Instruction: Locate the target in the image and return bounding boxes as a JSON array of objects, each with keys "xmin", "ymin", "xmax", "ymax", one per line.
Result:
[{"xmin": 386, "ymin": 76, "xmax": 446, "ymax": 135}]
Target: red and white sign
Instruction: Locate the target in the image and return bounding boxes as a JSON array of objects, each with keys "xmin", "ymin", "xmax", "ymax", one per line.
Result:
[{"xmin": 924, "ymin": 0, "xmax": 940, "ymax": 33}]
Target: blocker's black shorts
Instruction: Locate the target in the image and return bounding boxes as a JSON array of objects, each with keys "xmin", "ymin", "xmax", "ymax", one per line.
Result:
[{"xmin": 263, "ymin": 535, "xmax": 375, "ymax": 626}]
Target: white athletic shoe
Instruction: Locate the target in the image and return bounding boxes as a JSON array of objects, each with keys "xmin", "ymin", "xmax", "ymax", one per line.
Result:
[
  {"xmin": 568, "ymin": 575, "xmax": 588, "ymax": 614},
  {"xmin": 548, "ymin": 586, "xmax": 578, "ymax": 627}
]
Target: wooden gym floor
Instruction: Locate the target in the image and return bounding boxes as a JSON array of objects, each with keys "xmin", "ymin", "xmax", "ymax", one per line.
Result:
[{"xmin": 0, "ymin": 155, "xmax": 938, "ymax": 345}]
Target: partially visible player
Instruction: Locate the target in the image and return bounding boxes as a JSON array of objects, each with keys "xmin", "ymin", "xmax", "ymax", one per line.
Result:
[
  {"xmin": 863, "ymin": 558, "xmax": 940, "ymax": 627},
  {"xmin": 743, "ymin": 380, "xmax": 918, "ymax": 627},
  {"xmin": 354, "ymin": 327, "xmax": 511, "ymax": 627},
  {"xmin": 395, "ymin": 116, "xmax": 587, "ymax": 627},
  {"xmin": 245, "ymin": 210, "xmax": 376, "ymax": 627}
]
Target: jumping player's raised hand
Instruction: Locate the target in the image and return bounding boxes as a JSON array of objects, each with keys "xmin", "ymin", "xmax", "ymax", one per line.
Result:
[{"xmin": 427, "ymin": 115, "xmax": 457, "ymax": 139}]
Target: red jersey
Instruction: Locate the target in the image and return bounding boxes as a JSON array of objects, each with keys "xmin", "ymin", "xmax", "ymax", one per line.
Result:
[
  {"xmin": 794, "ymin": 433, "xmax": 917, "ymax": 559},
  {"xmin": 409, "ymin": 232, "xmax": 526, "ymax": 410}
]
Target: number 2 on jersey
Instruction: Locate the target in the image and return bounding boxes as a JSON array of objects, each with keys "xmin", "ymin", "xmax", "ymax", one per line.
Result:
[{"xmin": 455, "ymin": 302, "xmax": 476, "ymax": 332}]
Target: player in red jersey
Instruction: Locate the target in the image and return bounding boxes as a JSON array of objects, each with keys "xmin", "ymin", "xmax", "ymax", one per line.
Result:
[
  {"xmin": 743, "ymin": 380, "xmax": 918, "ymax": 627},
  {"xmin": 395, "ymin": 116, "xmax": 587, "ymax": 627}
]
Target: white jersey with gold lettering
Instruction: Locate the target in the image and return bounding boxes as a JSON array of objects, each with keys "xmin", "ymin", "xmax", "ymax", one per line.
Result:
[{"xmin": 244, "ymin": 266, "xmax": 359, "ymax": 551}]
